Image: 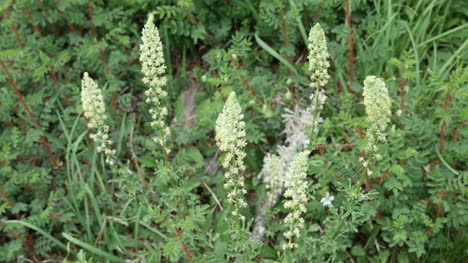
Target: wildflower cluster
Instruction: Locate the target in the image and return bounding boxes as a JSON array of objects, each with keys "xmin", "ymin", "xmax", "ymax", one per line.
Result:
[
  {"xmin": 308, "ymin": 23, "xmax": 330, "ymax": 90},
  {"xmin": 140, "ymin": 14, "xmax": 170, "ymax": 150},
  {"xmin": 215, "ymin": 92, "xmax": 247, "ymax": 221},
  {"xmin": 282, "ymin": 150, "xmax": 310, "ymax": 250},
  {"xmin": 81, "ymin": 73, "xmax": 116, "ymax": 165},
  {"xmin": 362, "ymin": 76, "xmax": 391, "ymax": 153},
  {"xmin": 254, "ymin": 25, "xmax": 329, "ymax": 242},
  {"xmin": 254, "ymin": 105, "xmax": 322, "ymax": 241}
]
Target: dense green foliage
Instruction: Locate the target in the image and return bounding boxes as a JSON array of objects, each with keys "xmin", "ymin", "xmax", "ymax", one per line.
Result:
[{"xmin": 0, "ymin": 0, "xmax": 467, "ymax": 262}]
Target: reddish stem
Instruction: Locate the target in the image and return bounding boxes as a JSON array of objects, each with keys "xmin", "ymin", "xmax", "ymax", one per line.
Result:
[
  {"xmin": 438, "ymin": 91, "xmax": 451, "ymax": 152},
  {"xmin": 173, "ymin": 227, "xmax": 194, "ymax": 261},
  {"xmin": 55, "ymin": 0, "xmax": 76, "ymax": 32},
  {"xmin": 0, "ymin": 60, "xmax": 60, "ymax": 167}
]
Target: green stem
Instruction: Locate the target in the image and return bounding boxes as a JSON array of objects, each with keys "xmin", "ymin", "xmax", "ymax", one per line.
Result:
[{"xmin": 289, "ymin": 0, "xmax": 308, "ymax": 45}]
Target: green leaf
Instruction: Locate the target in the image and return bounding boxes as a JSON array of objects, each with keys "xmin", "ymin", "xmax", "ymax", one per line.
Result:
[
  {"xmin": 214, "ymin": 240, "xmax": 227, "ymax": 259},
  {"xmin": 173, "ymin": 148, "xmax": 204, "ymax": 169},
  {"xmin": 351, "ymin": 245, "xmax": 366, "ymax": 257},
  {"xmin": 138, "ymin": 155, "xmax": 159, "ymax": 168},
  {"xmin": 0, "ymin": 49, "xmax": 20, "ymax": 59},
  {"xmin": 163, "ymin": 238, "xmax": 182, "ymax": 262}
]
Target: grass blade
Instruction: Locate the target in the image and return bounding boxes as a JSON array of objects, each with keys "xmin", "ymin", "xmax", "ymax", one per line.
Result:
[
  {"xmin": 255, "ymin": 33, "xmax": 298, "ymax": 75},
  {"xmin": 63, "ymin": 233, "xmax": 126, "ymax": 263},
  {"xmin": 6, "ymin": 220, "xmax": 70, "ymax": 252}
]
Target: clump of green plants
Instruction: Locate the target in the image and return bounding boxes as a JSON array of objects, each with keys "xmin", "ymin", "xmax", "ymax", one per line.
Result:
[{"xmin": 1, "ymin": 0, "xmax": 467, "ymax": 262}]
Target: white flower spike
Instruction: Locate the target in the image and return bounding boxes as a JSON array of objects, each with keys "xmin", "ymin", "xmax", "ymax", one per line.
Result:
[
  {"xmin": 215, "ymin": 92, "xmax": 247, "ymax": 221},
  {"xmin": 283, "ymin": 150, "xmax": 310, "ymax": 250},
  {"xmin": 308, "ymin": 23, "xmax": 330, "ymax": 90},
  {"xmin": 81, "ymin": 72, "xmax": 116, "ymax": 165},
  {"xmin": 363, "ymin": 76, "xmax": 391, "ymax": 153},
  {"xmin": 140, "ymin": 14, "xmax": 170, "ymax": 150}
]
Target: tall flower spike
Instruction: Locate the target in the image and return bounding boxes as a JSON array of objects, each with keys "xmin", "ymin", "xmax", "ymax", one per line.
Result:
[
  {"xmin": 140, "ymin": 14, "xmax": 170, "ymax": 150},
  {"xmin": 81, "ymin": 73, "xmax": 116, "ymax": 165},
  {"xmin": 282, "ymin": 150, "xmax": 309, "ymax": 250},
  {"xmin": 308, "ymin": 23, "xmax": 330, "ymax": 91},
  {"xmin": 215, "ymin": 92, "xmax": 247, "ymax": 221},
  {"xmin": 363, "ymin": 76, "xmax": 391, "ymax": 153}
]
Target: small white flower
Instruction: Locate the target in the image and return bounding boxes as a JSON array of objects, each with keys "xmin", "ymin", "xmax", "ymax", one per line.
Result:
[{"xmin": 320, "ymin": 192, "xmax": 334, "ymax": 207}]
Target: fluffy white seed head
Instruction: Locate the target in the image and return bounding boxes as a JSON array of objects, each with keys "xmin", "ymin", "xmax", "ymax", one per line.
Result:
[
  {"xmin": 363, "ymin": 76, "xmax": 391, "ymax": 153},
  {"xmin": 81, "ymin": 73, "xmax": 115, "ymax": 165},
  {"xmin": 215, "ymin": 92, "xmax": 247, "ymax": 220},
  {"xmin": 308, "ymin": 23, "xmax": 330, "ymax": 90}
]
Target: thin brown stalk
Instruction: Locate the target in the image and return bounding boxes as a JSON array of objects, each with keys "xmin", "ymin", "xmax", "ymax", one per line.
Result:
[
  {"xmin": 314, "ymin": 3, "xmax": 321, "ymax": 19},
  {"xmin": 399, "ymin": 69, "xmax": 407, "ymax": 111},
  {"xmin": 278, "ymin": 5, "xmax": 297, "ymax": 105},
  {"xmin": 23, "ymin": 5, "xmax": 43, "ymax": 37},
  {"xmin": 438, "ymin": 91, "xmax": 451, "ymax": 152},
  {"xmin": 55, "ymin": 0, "xmax": 76, "ymax": 32},
  {"xmin": 5, "ymin": 10, "xmax": 23, "ymax": 47},
  {"xmin": 314, "ymin": 143, "xmax": 355, "ymax": 150},
  {"xmin": 278, "ymin": 7, "xmax": 291, "ymax": 60},
  {"xmin": 436, "ymin": 189, "xmax": 447, "ymax": 218},
  {"xmin": 0, "ymin": 60, "xmax": 38, "ymax": 126},
  {"xmin": 0, "ymin": 187, "xmax": 14, "ymax": 208},
  {"xmin": 344, "ymin": 0, "xmax": 355, "ymax": 85}
]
